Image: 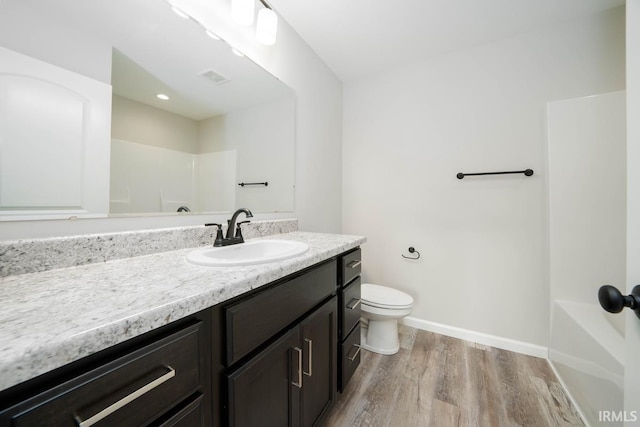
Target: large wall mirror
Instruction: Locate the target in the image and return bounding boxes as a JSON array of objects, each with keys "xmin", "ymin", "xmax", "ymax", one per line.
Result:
[{"xmin": 0, "ymin": 0, "xmax": 295, "ymax": 221}]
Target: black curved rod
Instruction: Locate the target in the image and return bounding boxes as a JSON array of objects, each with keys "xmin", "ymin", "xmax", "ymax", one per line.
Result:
[
  {"xmin": 238, "ymin": 182, "xmax": 269, "ymax": 187},
  {"xmin": 457, "ymin": 169, "xmax": 533, "ymax": 179}
]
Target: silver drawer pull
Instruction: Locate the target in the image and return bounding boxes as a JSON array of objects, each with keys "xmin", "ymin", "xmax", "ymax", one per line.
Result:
[
  {"xmin": 292, "ymin": 347, "xmax": 303, "ymax": 388},
  {"xmin": 346, "ymin": 298, "xmax": 361, "ymax": 310},
  {"xmin": 347, "ymin": 260, "xmax": 362, "ymax": 269},
  {"xmin": 347, "ymin": 345, "xmax": 361, "ymax": 362},
  {"xmin": 76, "ymin": 367, "xmax": 175, "ymax": 427},
  {"xmin": 303, "ymin": 338, "xmax": 313, "ymax": 377}
]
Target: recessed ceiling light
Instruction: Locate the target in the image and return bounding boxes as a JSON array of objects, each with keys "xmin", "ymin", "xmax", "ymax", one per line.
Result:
[
  {"xmin": 156, "ymin": 94, "xmax": 170, "ymax": 100},
  {"xmin": 231, "ymin": 48, "xmax": 244, "ymax": 57}
]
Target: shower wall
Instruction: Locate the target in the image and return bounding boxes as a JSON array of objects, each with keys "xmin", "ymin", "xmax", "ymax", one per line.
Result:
[{"xmin": 547, "ymin": 91, "xmax": 626, "ymax": 426}]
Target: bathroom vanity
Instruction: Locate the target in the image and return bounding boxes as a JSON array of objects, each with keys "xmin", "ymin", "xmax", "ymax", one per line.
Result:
[{"xmin": 0, "ymin": 231, "xmax": 364, "ymax": 426}]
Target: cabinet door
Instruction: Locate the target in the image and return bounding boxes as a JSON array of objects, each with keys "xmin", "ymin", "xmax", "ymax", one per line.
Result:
[
  {"xmin": 227, "ymin": 328, "xmax": 302, "ymax": 427},
  {"xmin": 300, "ymin": 297, "xmax": 337, "ymax": 427}
]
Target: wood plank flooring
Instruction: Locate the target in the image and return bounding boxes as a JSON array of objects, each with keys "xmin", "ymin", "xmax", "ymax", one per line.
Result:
[{"xmin": 325, "ymin": 325, "xmax": 584, "ymax": 427}]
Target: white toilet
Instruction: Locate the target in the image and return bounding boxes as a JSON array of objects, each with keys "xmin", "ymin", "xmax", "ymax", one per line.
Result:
[{"xmin": 360, "ymin": 283, "xmax": 414, "ymax": 355}]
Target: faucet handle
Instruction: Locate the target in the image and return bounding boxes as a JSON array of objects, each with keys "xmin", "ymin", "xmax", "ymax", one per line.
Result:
[
  {"xmin": 205, "ymin": 223, "xmax": 224, "ymax": 246},
  {"xmin": 235, "ymin": 220, "xmax": 251, "ymax": 240}
]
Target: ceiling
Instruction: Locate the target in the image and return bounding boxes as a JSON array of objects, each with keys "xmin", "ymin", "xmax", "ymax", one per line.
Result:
[{"xmin": 269, "ymin": 0, "xmax": 625, "ymax": 82}]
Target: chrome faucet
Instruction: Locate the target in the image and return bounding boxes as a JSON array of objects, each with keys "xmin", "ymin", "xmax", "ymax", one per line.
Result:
[{"xmin": 205, "ymin": 208, "xmax": 254, "ymax": 247}]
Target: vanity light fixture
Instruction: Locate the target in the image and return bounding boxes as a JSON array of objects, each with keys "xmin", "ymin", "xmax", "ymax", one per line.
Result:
[
  {"xmin": 256, "ymin": 6, "xmax": 277, "ymax": 45},
  {"xmin": 230, "ymin": 0, "xmax": 278, "ymax": 46},
  {"xmin": 156, "ymin": 94, "xmax": 170, "ymax": 100}
]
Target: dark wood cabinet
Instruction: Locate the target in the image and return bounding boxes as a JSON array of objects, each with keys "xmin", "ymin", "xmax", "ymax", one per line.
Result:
[
  {"xmin": 0, "ymin": 316, "xmax": 212, "ymax": 427},
  {"xmin": 225, "ymin": 261, "xmax": 336, "ymax": 366},
  {"xmin": 338, "ymin": 248, "xmax": 362, "ymax": 392},
  {"xmin": 227, "ymin": 328, "xmax": 302, "ymax": 426},
  {"xmin": 226, "ymin": 298, "xmax": 337, "ymax": 427},
  {"xmin": 224, "ymin": 260, "xmax": 339, "ymax": 427},
  {"xmin": 300, "ymin": 298, "xmax": 337, "ymax": 427}
]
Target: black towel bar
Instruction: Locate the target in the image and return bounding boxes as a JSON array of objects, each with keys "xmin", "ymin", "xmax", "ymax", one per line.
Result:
[
  {"xmin": 238, "ymin": 182, "xmax": 269, "ymax": 187},
  {"xmin": 456, "ymin": 169, "xmax": 533, "ymax": 179}
]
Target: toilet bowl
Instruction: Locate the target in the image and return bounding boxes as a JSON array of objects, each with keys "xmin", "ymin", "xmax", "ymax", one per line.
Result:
[{"xmin": 360, "ymin": 283, "xmax": 414, "ymax": 355}]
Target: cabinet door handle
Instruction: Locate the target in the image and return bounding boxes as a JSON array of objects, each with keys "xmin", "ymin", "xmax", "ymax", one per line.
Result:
[
  {"xmin": 303, "ymin": 338, "xmax": 313, "ymax": 377},
  {"xmin": 347, "ymin": 345, "xmax": 361, "ymax": 362},
  {"xmin": 347, "ymin": 298, "xmax": 361, "ymax": 310},
  {"xmin": 75, "ymin": 366, "xmax": 175, "ymax": 427},
  {"xmin": 292, "ymin": 347, "xmax": 303, "ymax": 388},
  {"xmin": 347, "ymin": 260, "xmax": 361, "ymax": 269}
]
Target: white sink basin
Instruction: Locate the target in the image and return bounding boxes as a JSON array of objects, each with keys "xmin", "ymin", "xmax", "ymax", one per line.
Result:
[{"xmin": 186, "ymin": 239, "xmax": 309, "ymax": 267}]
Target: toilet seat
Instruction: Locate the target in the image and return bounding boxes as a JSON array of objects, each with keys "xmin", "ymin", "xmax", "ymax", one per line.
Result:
[{"xmin": 361, "ymin": 283, "xmax": 413, "ymax": 310}]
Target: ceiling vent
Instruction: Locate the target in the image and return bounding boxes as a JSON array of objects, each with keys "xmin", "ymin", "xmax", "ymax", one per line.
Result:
[{"xmin": 199, "ymin": 69, "xmax": 230, "ymax": 85}]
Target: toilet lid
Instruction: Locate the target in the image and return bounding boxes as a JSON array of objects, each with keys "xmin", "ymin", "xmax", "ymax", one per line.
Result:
[{"xmin": 361, "ymin": 283, "xmax": 414, "ymax": 309}]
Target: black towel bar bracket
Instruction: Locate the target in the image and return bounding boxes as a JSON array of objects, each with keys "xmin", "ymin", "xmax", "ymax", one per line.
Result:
[
  {"xmin": 456, "ymin": 169, "xmax": 533, "ymax": 179},
  {"xmin": 238, "ymin": 182, "xmax": 269, "ymax": 187}
]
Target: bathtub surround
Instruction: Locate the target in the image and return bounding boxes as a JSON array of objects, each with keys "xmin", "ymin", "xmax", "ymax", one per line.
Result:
[
  {"xmin": 547, "ymin": 91, "xmax": 626, "ymax": 328},
  {"xmin": 0, "ymin": 231, "xmax": 365, "ymax": 391},
  {"xmin": 546, "ymin": 91, "xmax": 626, "ymax": 425},
  {"xmin": 342, "ymin": 7, "xmax": 625, "ymax": 354},
  {"xmin": 0, "ymin": 219, "xmax": 297, "ymax": 277},
  {"xmin": 549, "ymin": 301, "xmax": 624, "ymax": 424}
]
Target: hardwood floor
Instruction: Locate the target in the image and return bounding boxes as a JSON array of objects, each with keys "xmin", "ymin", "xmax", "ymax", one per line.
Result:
[{"xmin": 325, "ymin": 325, "xmax": 584, "ymax": 427}]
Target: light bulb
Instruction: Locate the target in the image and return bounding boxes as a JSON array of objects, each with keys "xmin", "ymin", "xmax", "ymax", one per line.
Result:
[
  {"xmin": 231, "ymin": 0, "xmax": 255, "ymax": 26},
  {"xmin": 256, "ymin": 8, "xmax": 277, "ymax": 46},
  {"xmin": 156, "ymin": 94, "xmax": 170, "ymax": 100}
]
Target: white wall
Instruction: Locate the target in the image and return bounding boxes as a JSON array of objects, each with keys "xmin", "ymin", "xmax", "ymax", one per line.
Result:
[
  {"xmin": 342, "ymin": 8, "xmax": 625, "ymax": 348},
  {"xmin": 0, "ymin": 0, "xmax": 342, "ymax": 240},
  {"xmin": 547, "ymin": 91, "xmax": 626, "ymax": 334},
  {"xmin": 198, "ymin": 97, "xmax": 295, "ymax": 212},
  {"xmin": 111, "ymin": 95, "xmax": 199, "ymax": 153}
]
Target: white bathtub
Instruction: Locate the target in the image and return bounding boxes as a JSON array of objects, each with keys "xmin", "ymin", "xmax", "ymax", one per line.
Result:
[{"xmin": 549, "ymin": 300, "xmax": 624, "ymax": 426}]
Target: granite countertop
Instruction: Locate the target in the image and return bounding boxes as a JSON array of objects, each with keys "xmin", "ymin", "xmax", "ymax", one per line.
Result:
[{"xmin": 0, "ymin": 231, "xmax": 365, "ymax": 392}]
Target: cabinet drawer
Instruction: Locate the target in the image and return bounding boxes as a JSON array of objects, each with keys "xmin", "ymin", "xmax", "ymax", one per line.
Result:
[
  {"xmin": 4, "ymin": 322, "xmax": 203, "ymax": 427},
  {"xmin": 340, "ymin": 277, "xmax": 361, "ymax": 338},
  {"xmin": 340, "ymin": 249, "xmax": 361, "ymax": 286},
  {"xmin": 156, "ymin": 393, "xmax": 204, "ymax": 427},
  {"xmin": 339, "ymin": 323, "xmax": 361, "ymax": 392},
  {"xmin": 225, "ymin": 260, "xmax": 337, "ymax": 366}
]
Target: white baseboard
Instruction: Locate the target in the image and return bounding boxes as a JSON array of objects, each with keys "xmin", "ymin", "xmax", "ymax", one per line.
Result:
[{"xmin": 401, "ymin": 316, "xmax": 548, "ymax": 359}]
